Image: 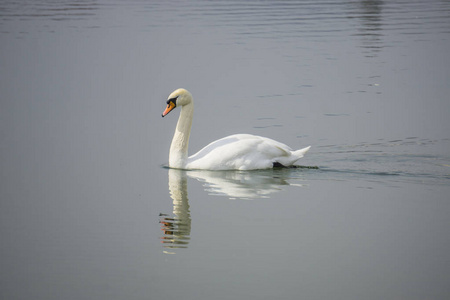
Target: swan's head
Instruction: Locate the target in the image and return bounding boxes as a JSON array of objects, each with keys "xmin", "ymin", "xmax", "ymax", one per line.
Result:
[{"xmin": 162, "ymin": 88, "xmax": 193, "ymax": 117}]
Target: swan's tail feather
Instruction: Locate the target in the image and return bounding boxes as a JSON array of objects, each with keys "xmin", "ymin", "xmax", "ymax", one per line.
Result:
[
  {"xmin": 272, "ymin": 146, "xmax": 311, "ymax": 167},
  {"xmin": 293, "ymin": 146, "xmax": 311, "ymax": 159}
]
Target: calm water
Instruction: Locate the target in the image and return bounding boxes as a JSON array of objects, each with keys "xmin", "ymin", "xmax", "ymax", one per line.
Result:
[{"xmin": 1, "ymin": 0, "xmax": 450, "ymax": 299}]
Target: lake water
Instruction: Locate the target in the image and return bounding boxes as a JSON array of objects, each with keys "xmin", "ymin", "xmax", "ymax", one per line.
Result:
[{"xmin": 1, "ymin": 0, "xmax": 450, "ymax": 299}]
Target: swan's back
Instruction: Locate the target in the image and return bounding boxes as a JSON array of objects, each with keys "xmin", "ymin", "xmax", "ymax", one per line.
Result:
[{"xmin": 186, "ymin": 134, "xmax": 310, "ymax": 170}]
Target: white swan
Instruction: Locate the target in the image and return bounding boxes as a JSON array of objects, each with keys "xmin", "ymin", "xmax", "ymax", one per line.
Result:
[{"xmin": 162, "ymin": 88, "xmax": 311, "ymax": 170}]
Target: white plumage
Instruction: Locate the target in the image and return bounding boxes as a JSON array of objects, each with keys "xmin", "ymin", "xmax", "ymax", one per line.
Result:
[{"xmin": 162, "ymin": 88, "xmax": 310, "ymax": 170}]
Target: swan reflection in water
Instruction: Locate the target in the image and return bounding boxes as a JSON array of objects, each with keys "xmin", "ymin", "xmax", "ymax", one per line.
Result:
[
  {"xmin": 187, "ymin": 169, "xmax": 308, "ymax": 200},
  {"xmin": 160, "ymin": 168, "xmax": 310, "ymax": 252}
]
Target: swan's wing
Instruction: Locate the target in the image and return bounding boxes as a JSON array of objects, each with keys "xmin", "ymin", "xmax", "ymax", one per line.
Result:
[{"xmin": 186, "ymin": 134, "xmax": 294, "ymax": 170}]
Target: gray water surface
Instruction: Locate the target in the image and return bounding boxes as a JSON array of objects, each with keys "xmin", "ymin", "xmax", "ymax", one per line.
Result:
[{"xmin": 1, "ymin": 1, "xmax": 450, "ymax": 300}]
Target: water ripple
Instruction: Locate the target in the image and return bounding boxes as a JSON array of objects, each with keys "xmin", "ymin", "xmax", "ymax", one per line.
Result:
[
  {"xmin": 312, "ymin": 138, "xmax": 450, "ymax": 186},
  {"xmin": 2, "ymin": 0, "xmax": 449, "ymax": 49}
]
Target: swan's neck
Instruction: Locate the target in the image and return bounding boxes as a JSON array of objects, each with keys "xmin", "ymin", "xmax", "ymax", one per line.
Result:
[{"xmin": 169, "ymin": 102, "xmax": 193, "ymax": 169}]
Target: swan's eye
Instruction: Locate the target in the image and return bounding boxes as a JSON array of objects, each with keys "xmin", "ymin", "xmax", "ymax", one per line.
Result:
[{"xmin": 166, "ymin": 97, "xmax": 178, "ymax": 106}]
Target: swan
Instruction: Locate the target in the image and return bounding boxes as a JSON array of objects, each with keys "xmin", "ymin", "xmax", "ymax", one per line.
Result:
[{"xmin": 162, "ymin": 88, "xmax": 311, "ymax": 170}]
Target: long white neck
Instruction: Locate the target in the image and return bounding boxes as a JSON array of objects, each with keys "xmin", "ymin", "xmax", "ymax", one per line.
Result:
[{"xmin": 169, "ymin": 102, "xmax": 193, "ymax": 169}]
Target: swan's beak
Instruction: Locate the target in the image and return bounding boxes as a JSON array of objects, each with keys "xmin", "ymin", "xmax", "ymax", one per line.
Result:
[{"xmin": 162, "ymin": 101, "xmax": 176, "ymax": 117}]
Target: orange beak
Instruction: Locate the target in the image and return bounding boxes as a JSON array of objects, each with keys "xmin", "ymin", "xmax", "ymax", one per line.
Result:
[{"xmin": 162, "ymin": 101, "xmax": 176, "ymax": 117}]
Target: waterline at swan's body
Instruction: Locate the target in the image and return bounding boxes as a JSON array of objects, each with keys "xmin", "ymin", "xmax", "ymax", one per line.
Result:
[{"xmin": 162, "ymin": 88, "xmax": 310, "ymax": 170}]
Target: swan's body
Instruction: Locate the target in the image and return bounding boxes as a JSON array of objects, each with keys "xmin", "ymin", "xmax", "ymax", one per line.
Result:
[{"xmin": 162, "ymin": 88, "xmax": 310, "ymax": 170}]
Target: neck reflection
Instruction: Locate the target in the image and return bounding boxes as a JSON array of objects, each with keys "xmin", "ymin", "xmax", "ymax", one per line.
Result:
[{"xmin": 160, "ymin": 169, "xmax": 191, "ymax": 252}]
